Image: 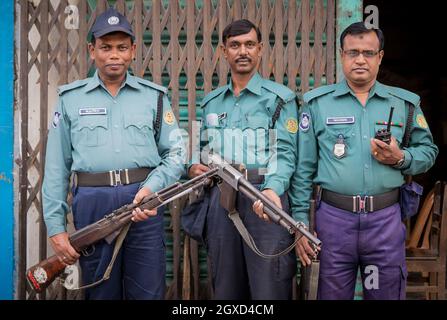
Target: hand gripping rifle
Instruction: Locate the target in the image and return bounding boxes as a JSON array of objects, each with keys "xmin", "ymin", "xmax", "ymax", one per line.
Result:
[{"xmin": 26, "ymin": 168, "xmax": 218, "ymax": 293}]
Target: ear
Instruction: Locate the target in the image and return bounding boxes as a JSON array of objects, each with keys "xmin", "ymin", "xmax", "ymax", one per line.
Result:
[
  {"xmin": 220, "ymin": 43, "xmax": 227, "ymax": 59},
  {"xmin": 88, "ymin": 43, "xmax": 95, "ymax": 60},
  {"xmin": 257, "ymin": 41, "xmax": 264, "ymax": 57},
  {"xmin": 378, "ymin": 50, "xmax": 384, "ymax": 65},
  {"xmin": 131, "ymin": 42, "xmax": 137, "ymax": 60}
]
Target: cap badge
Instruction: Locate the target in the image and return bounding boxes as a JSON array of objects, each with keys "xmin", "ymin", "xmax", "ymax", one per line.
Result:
[{"xmin": 108, "ymin": 16, "xmax": 120, "ymax": 25}]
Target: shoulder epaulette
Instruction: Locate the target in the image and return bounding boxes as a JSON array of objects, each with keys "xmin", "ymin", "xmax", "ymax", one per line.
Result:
[
  {"xmin": 387, "ymin": 86, "xmax": 420, "ymax": 106},
  {"xmin": 201, "ymin": 86, "xmax": 228, "ymax": 107},
  {"xmin": 262, "ymin": 80, "xmax": 296, "ymax": 103},
  {"xmin": 303, "ymin": 84, "xmax": 337, "ymax": 104},
  {"xmin": 136, "ymin": 78, "xmax": 167, "ymax": 94},
  {"xmin": 57, "ymin": 78, "xmax": 90, "ymax": 96}
]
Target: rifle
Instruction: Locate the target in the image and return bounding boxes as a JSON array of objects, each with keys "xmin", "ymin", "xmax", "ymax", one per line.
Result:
[
  {"xmin": 26, "ymin": 168, "xmax": 218, "ymax": 293},
  {"xmin": 206, "ymin": 153, "xmax": 321, "ymax": 249}
]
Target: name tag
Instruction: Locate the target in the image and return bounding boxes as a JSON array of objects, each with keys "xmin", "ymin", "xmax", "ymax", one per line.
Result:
[
  {"xmin": 79, "ymin": 107, "xmax": 107, "ymax": 116},
  {"xmin": 326, "ymin": 116, "xmax": 355, "ymax": 125}
]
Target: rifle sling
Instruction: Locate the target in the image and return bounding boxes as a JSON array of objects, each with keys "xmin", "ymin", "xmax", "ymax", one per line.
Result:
[
  {"xmin": 63, "ymin": 222, "xmax": 131, "ymax": 291},
  {"xmin": 227, "ymin": 209, "xmax": 299, "ymax": 259}
]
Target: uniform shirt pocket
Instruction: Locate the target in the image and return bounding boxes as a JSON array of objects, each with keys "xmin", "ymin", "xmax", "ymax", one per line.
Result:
[
  {"xmin": 77, "ymin": 115, "xmax": 108, "ymax": 147},
  {"xmin": 243, "ymin": 116, "xmax": 270, "ymax": 151},
  {"xmin": 123, "ymin": 113, "xmax": 155, "ymax": 146},
  {"xmin": 324, "ymin": 123, "xmax": 355, "ymax": 142}
]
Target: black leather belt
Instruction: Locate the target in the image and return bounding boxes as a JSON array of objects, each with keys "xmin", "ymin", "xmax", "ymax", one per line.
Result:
[
  {"xmin": 74, "ymin": 168, "xmax": 153, "ymax": 187},
  {"xmin": 321, "ymin": 188, "xmax": 399, "ymax": 213}
]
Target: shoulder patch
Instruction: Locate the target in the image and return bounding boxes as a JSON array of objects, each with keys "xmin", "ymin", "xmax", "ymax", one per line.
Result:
[
  {"xmin": 387, "ymin": 86, "xmax": 420, "ymax": 106},
  {"xmin": 201, "ymin": 86, "xmax": 228, "ymax": 108},
  {"xmin": 136, "ymin": 78, "xmax": 167, "ymax": 93},
  {"xmin": 416, "ymin": 114, "xmax": 428, "ymax": 129},
  {"xmin": 299, "ymin": 112, "xmax": 311, "ymax": 132},
  {"xmin": 285, "ymin": 118, "xmax": 298, "ymax": 134},
  {"xmin": 303, "ymin": 84, "xmax": 337, "ymax": 104},
  {"xmin": 262, "ymin": 80, "xmax": 296, "ymax": 103},
  {"xmin": 57, "ymin": 79, "xmax": 90, "ymax": 96}
]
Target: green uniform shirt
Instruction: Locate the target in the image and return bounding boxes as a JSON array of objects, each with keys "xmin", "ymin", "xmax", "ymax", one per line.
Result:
[
  {"xmin": 43, "ymin": 71, "xmax": 186, "ymax": 237},
  {"xmin": 197, "ymin": 72, "xmax": 299, "ymax": 196},
  {"xmin": 290, "ymin": 80, "xmax": 438, "ymax": 225}
]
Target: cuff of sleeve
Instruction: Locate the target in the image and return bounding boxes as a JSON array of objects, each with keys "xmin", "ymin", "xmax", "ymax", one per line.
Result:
[
  {"xmin": 292, "ymin": 211, "xmax": 309, "ymax": 227},
  {"xmin": 395, "ymin": 149, "xmax": 412, "ymax": 170},
  {"xmin": 142, "ymin": 177, "xmax": 164, "ymax": 193},
  {"xmin": 47, "ymin": 224, "xmax": 67, "ymax": 238},
  {"xmin": 262, "ymin": 180, "xmax": 285, "ymax": 196}
]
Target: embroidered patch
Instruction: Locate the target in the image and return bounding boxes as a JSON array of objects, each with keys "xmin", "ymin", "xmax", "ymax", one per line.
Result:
[
  {"xmin": 164, "ymin": 110, "xmax": 175, "ymax": 125},
  {"xmin": 79, "ymin": 107, "xmax": 107, "ymax": 116},
  {"xmin": 416, "ymin": 114, "xmax": 428, "ymax": 129},
  {"xmin": 286, "ymin": 118, "xmax": 298, "ymax": 134},
  {"xmin": 52, "ymin": 112, "xmax": 61, "ymax": 128},
  {"xmin": 326, "ymin": 116, "xmax": 355, "ymax": 125},
  {"xmin": 299, "ymin": 113, "xmax": 310, "ymax": 132}
]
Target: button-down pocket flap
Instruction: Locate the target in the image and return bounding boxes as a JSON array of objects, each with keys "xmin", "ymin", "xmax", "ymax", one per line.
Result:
[
  {"xmin": 78, "ymin": 115, "xmax": 108, "ymax": 130},
  {"xmin": 326, "ymin": 123, "xmax": 354, "ymax": 138},
  {"xmin": 244, "ymin": 116, "xmax": 269, "ymax": 130},
  {"xmin": 124, "ymin": 113, "xmax": 153, "ymax": 130}
]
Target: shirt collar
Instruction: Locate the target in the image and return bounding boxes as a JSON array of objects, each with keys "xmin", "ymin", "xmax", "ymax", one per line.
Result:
[
  {"xmin": 332, "ymin": 79, "xmax": 390, "ymax": 99},
  {"xmin": 228, "ymin": 72, "xmax": 263, "ymax": 96},
  {"xmin": 84, "ymin": 71, "xmax": 141, "ymax": 93}
]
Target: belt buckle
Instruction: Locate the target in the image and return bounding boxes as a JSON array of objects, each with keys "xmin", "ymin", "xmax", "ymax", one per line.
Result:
[
  {"xmin": 109, "ymin": 169, "xmax": 122, "ymax": 186},
  {"xmin": 354, "ymin": 195, "xmax": 374, "ymax": 213}
]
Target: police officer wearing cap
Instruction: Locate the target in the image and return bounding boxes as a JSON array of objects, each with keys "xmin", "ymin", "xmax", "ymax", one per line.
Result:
[
  {"xmin": 188, "ymin": 19, "xmax": 298, "ymax": 299},
  {"xmin": 42, "ymin": 8, "xmax": 185, "ymax": 299},
  {"xmin": 290, "ymin": 22, "xmax": 438, "ymax": 299}
]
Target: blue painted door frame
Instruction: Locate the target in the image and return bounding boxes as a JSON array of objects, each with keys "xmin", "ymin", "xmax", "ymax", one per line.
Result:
[{"xmin": 0, "ymin": 0, "xmax": 15, "ymax": 300}]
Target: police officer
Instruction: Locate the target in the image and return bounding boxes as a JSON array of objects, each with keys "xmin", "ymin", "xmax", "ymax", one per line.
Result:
[
  {"xmin": 290, "ymin": 22, "xmax": 438, "ymax": 300},
  {"xmin": 188, "ymin": 19, "xmax": 298, "ymax": 300},
  {"xmin": 42, "ymin": 8, "xmax": 185, "ymax": 299}
]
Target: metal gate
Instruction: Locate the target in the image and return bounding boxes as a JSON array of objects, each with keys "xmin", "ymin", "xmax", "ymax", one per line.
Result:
[{"xmin": 16, "ymin": 0, "xmax": 336, "ymax": 300}]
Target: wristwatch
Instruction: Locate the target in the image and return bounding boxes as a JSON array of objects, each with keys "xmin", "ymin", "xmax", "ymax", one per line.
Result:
[{"xmin": 393, "ymin": 152, "xmax": 405, "ymax": 168}]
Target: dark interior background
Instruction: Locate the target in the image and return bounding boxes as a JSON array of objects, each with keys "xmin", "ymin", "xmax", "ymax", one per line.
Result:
[{"xmin": 363, "ymin": 0, "xmax": 446, "ymax": 195}]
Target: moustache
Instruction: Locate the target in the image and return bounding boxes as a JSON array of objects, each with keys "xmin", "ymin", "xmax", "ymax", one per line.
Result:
[{"xmin": 236, "ymin": 57, "xmax": 252, "ymax": 63}]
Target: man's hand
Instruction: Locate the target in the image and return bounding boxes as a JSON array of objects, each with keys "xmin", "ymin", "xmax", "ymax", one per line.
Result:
[
  {"xmin": 371, "ymin": 136, "xmax": 404, "ymax": 165},
  {"xmin": 132, "ymin": 187, "xmax": 157, "ymax": 222},
  {"xmin": 188, "ymin": 164, "xmax": 210, "ymax": 178},
  {"xmin": 49, "ymin": 232, "xmax": 80, "ymax": 265},
  {"xmin": 295, "ymin": 233, "xmax": 320, "ymax": 267},
  {"xmin": 252, "ymin": 189, "xmax": 282, "ymax": 222}
]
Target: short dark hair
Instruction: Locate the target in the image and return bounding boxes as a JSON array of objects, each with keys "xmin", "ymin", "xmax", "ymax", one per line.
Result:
[
  {"xmin": 90, "ymin": 32, "xmax": 134, "ymax": 46},
  {"xmin": 340, "ymin": 22, "xmax": 384, "ymax": 50},
  {"xmin": 222, "ymin": 19, "xmax": 261, "ymax": 44}
]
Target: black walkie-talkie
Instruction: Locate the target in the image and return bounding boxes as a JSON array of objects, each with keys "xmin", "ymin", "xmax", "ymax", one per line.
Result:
[{"xmin": 375, "ymin": 106, "xmax": 394, "ymax": 145}]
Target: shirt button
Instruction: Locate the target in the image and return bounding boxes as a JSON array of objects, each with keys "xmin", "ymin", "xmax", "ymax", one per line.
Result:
[
  {"xmin": 113, "ymin": 100, "xmax": 117, "ymax": 104},
  {"xmin": 114, "ymin": 124, "xmax": 119, "ymax": 128},
  {"xmin": 115, "ymin": 149, "xmax": 120, "ymax": 153},
  {"xmin": 235, "ymin": 103, "xmax": 239, "ymax": 106},
  {"xmin": 364, "ymin": 164, "xmax": 369, "ymax": 169},
  {"xmin": 363, "ymin": 135, "xmax": 367, "ymax": 139}
]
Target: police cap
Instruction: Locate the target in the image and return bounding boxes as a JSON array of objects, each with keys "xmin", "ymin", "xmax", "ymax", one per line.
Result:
[{"xmin": 90, "ymin": 8, "xmax": 134, "ymax": 40}]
